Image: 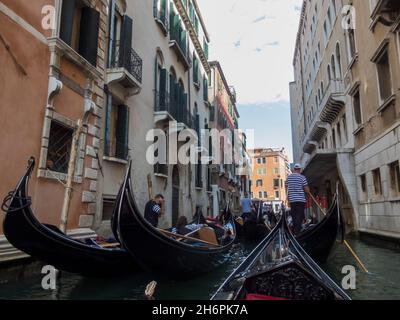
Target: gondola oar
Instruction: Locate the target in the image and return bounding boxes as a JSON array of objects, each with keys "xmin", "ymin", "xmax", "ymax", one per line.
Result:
[{"xmin": 309, "ymin": 193, "xmax": 369, "ymax": 273}]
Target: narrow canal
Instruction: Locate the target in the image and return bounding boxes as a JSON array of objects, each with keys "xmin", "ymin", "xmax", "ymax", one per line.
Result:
[{"xmin": 0, "ymin": 234, "xmax": 399, "ymax": 300}]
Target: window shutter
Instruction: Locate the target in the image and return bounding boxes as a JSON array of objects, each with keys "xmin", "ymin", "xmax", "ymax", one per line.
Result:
[
  {"xmin": 181, "ymin": 30, "xmax": 187, "ymax": 55},
  {"xmin": 159, "ymin": 69, "xmax": 167, "ymax": 110},
  {"xmin": 119, "ymin": 15, "xmax": 133, "ymax": 69},
  {"xmin": 104, "ymin": 94, "xmax": 113, "ymax": 156},
  {"xmin": 79, "ymin": 7, "xmax": 100, "ymax": 66},
  {"xmin": 160, "ymin": 0, "xmax": 167, "ymax": 22},
  {"xmin": 116, "ymin": 105, "xmax": 129, "ymax": 160},
  {"xmin": 60, "ymin": 0, "xmax": 76, "ymax": 45},
  {"xmin": 182, "ymin": 93, "xmax": 188, "ymax": 124}
]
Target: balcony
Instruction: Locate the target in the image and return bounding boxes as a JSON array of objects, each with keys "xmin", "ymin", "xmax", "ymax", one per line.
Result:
[
  {"xmin": 302, "ymin": 79, "xmax": 345, "ymax": 154},
  {"xmin": 154, "ymin": 5, "xmax": 169, "ymax": 35},
  {"xmin": 154, "ymin": 91, "xmax": 194, "ymax": 130},
  {"xmin": 106, "ymin": 41, "xmax": 142, "ymax": 96},
  {"xmin": 169, "ymin": 24, "xmax": 191, "ymax": 70},
  {"xmin": 319, "ymin": 79, "xmax": 346, "ymax": 124},
  {"xmin": 371, "ymin": 0, "xmax": 400, "ymax": 19}
]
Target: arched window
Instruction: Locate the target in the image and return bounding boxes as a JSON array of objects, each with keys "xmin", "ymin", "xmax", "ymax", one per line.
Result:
[
  {"xmin": 331, "ymin": 55, "xmax": 336, "ymax": 79},
  {"xmin": 327, "ymin": 65, "xmax": 331, "ymax": 81},
  {"xmin": 154, "ymin": 50, "xmax": 166, "ymax": 111},
  {"xmin": 336, "ymin": 43, "xmax": 342, "ymax": 78}
]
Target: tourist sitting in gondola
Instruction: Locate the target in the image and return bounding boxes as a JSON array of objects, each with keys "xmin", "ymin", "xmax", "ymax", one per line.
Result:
[
  {"xmin": 174, "ymin": 216, "xmax": 206, "ymax": 236},
  {"xmin": 220, "ymin": 229, "xmax": 234, "ymax": 246}
]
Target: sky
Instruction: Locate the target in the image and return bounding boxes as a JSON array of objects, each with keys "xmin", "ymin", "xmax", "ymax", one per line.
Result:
[{"xmin": 198, "ymin": 0, "xmax": 303, "ymax": 162}]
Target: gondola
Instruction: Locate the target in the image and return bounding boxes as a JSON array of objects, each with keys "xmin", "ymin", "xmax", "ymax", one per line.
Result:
[
  {"xmin": 1, "ymin": 158, "xmax": 139, "ymax": 276},
  {"xmin": 234, "ymin": 199, "xmax": 272, "ymax": 242},
  {"xmin": 296, "ymin": 195, "xmax": 342, "ymax": 263},
  {"xmin": 116, "ymin": 162, "xmax": 237, "ymax": 280},
  {"xmin": 211, "ymin": 213, "xmax": 351, "ymax": 300},
  {"xmin": 236, "ymin": 196, "xmax": 341, "ymax": 263}
]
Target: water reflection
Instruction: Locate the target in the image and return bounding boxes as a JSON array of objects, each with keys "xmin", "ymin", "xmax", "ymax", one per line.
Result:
[{"xmin": 0, "ymin": 235, "xmax": 399, "ymax": 300}]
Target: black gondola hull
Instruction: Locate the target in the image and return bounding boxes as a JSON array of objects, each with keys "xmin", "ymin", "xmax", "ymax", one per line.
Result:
[
  {"xmin": 117, "ymin": 167, "xmax": 236, "ymax": 280},
  {"xmin": 2, "ymin": 159, "xmax": 138, "ymax": 276}
]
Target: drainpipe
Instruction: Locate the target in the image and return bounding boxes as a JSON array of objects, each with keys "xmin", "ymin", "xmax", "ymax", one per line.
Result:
[{"xmin": 108, "ymin": 0, "xmax": 116, "ymax": 69}]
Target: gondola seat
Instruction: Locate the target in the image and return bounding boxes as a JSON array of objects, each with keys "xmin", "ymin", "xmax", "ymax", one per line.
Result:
[{"xmin": 198, "ymin": 227, "xmax": 219, "ymax": 245}]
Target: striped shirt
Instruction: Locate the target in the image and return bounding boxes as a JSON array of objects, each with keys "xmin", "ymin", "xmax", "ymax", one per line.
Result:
[{"xmin": 286, "ymin": 173, "xmax": 308, "ymax": 203}]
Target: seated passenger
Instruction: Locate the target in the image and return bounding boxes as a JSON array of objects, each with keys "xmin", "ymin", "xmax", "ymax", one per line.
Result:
[
  {"xmin": 220, "ymin": 229, "xmax": 234, "ymax": 246},
  {"xmin": 175, "ymin": 216, "xmax": 205, "ymax": 236}
]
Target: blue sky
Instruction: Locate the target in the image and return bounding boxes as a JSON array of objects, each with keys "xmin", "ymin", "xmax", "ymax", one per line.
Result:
[{"xmin": 198, "ymin": 0, "xmax": 303, "ymax": 161}]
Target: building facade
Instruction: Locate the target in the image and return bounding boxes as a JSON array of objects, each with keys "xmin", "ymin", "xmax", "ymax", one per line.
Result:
[
  {"xmin": 0, "ymin": 0, "xmax": 109, "ymax": 261},
  {"xmin": 250, "ymin": 148, "xmax": 290, "ymax": 212},
  {"xmin": 290, "ymin": 0, "xmax": 400, "ymax": 239},
  {"xmin": 0, "ymin": 0, "xmax": 249, "ymax": 263},
  {"xmin": 208, "ymin": 61, "xmax": 243, "ymax": 215}
]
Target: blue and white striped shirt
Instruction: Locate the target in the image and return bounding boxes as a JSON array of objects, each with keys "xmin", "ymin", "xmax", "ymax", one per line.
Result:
[{"xmin": 286, "ymin": 173, "xmax": 308, "ymax": 203}]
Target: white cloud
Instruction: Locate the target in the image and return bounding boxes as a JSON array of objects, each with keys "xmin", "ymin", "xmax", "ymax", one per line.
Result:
[{"xmin": 198, "ymin": 0, "xmax": 303, "ymax": 105}]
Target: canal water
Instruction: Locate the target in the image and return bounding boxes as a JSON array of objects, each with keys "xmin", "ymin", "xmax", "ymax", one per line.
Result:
[{"xmin": 0, "ymin": 234, "xmax": 399, "ymax": 300}]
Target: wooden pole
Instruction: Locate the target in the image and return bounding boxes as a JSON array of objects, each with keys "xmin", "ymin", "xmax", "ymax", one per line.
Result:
[
  {"xmin": 308, "ymin": 193, "xmax": 369, "ymax": 273},
  {"xmin": 60, "ymin": 120, "xmax": 84, "ymax": 233}
]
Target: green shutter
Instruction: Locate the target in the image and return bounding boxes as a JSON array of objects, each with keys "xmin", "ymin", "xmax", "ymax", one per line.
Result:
[
  {"xmin": 79, "ymin": 7, "xmax": 100, "ymax": 66},
  {"xmin": 116, "ymin": 105, "xmax": 129, "ymax": 160},
  {"xmin": 159, "ymin": 69, "xmax": 167, "ymax": 111},
  {"xmin": 104, "ymin": 94, "xmax": 113, "ymax": 156}
]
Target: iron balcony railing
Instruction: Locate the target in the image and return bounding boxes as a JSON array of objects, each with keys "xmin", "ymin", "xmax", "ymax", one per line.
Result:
[
  {"xmin": 155, "ymin": 90, "xmax": 195, "ymax": 129},
  {"xmin": 110, "ymin": 40, "xmax": 143, "ymax": 84}
]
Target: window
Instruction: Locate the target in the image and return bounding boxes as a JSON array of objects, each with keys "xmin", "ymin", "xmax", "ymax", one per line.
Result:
[
  {"xmin": 60, "ymin": 0, "xmax": 100, "ymax": 66},
  {"xmin": 273, "ymin": 179, "xmax": 280, "ymax": 189},
  {"xmin": 348, "ymin": 28, "xmax": 357, "ymax": 60},
  {"xmin": 352, "ymin": 89, "xmax": 362, "ymax": 127},
  {"xmin": 336, "ymin": 44, "xmax": 342, "ymax": 78},
  {"xmin": 105, "ymin": 97, "xmax": 129, "ymax": 160},
  {"xmin": 256, "ymin": 179, "xmax": 263, "ymax": 187},
  {"xmin": 360, "ymin": 174, "xmax": 367, "ymax": 194},
  {"xmin": 154, "ymin": 0, "xmax": 168, "ymax": 28},
  {"xmin": 257, "ymin": 168, "xmax": 262, "ymax": 175},
  {"xmin": 275, "ymin": 191, "xmax": 280, "ymax": 199},
  {"xmin": 264, "ymin": 192, "xmax": 268, "ymax": 199},
  {"xmin": 155, "ymin": 52, "xmax": 167, "ymax": 112},
  {"xmin": 332, "ymin": 128, "xmax": 336, "ymax": 149},
  {"xmin": 274, "ymin": 168, "xmax": 279, "ymax": 175},
  {"xmin": 274, "ymin": 156, "xmax": 278, "ymax": 163},
  {"xmin": 193, "ymin": 54, "xmax": 200, "ymax": 86},
  {"xmin": 263, "ymin": 168, "xmax": 267, "ymax": 175},
  {"xmin": 389, "ymin": 162, "xmax": 400, "ymax": 195},
  {"xmin": 102, "ymin": 198, "xmax": 116, "ymax": 221},
  {"xmin": 337, "ymin": 122, "xmax": 342, "ymax": 147},
  {"xmin": 372, "ymin": 168, "xmax": 382, "ymax": 196},
  {"xmin": 47, "ymin": 121, "xmax": 73, "ymax": 174},
  {"xmin": 342, "ymin": 115, "xmax": 348, "ymax": 143},
  {"xmin": 258, "ymin": 192, "xmax": 263, "ymax": 199},
  {"xmin": 374, "ymin": 46, "xmax": 393, "ymax": 102}
]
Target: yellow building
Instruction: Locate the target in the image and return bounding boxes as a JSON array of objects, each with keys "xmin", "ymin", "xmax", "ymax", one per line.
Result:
[{"xmin": 250, "ymin": 148, "xmax": 290, "ymax": 211}]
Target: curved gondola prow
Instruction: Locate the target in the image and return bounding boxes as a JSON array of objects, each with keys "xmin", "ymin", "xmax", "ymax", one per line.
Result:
[
  {"xmin": 211, "ymin": 216, "xmax": 284, "ymax": 300},
  {"xmin": 111, "ymin": 161, "xmax": 133, "ymax": 243},
  {"xmin": 283, "ymin": 211, "xmax": 351, "ymax": 300},
  {"xmin": 1, "ymin": 157, "xmax": 35, "ymax": 216}
]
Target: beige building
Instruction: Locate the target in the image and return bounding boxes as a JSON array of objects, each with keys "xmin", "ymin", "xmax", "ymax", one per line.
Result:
[
  {"xmin": 99, "ymin": 0, "xmax": 213, "ymax": 231},
  {"xmin": 290, "ymin": 0, "xmax": 400, "ymax": 240}
]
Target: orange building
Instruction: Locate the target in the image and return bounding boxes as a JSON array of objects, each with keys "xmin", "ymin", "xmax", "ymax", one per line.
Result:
[
  {"xmin": 250, "ymin": 148, "xmax": 290, "ymax": 212},
  {"xmin": 0, "ymin": 0, "xmax": 110, "ymax": 262}
]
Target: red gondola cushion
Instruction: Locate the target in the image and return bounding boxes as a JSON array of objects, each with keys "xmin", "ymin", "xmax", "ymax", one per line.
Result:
[{"xmin": 245, "ymin": 294, "xmax": 288, "ymax": 301}]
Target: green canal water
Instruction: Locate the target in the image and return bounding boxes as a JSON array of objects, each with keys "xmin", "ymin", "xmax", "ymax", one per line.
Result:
[{"xmin": 0, "ymin": 234, "xmax": 399, "ymax": 300}]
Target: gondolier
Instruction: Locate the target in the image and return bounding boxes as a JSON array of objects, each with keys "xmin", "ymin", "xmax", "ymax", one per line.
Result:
[
  {"xmin": 286, "ymin": 163, "xmax": 310, "ymax": 234},
  {"xmin": 144, "ymin": 194, "xmax": 165, "ymax": 228}
]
